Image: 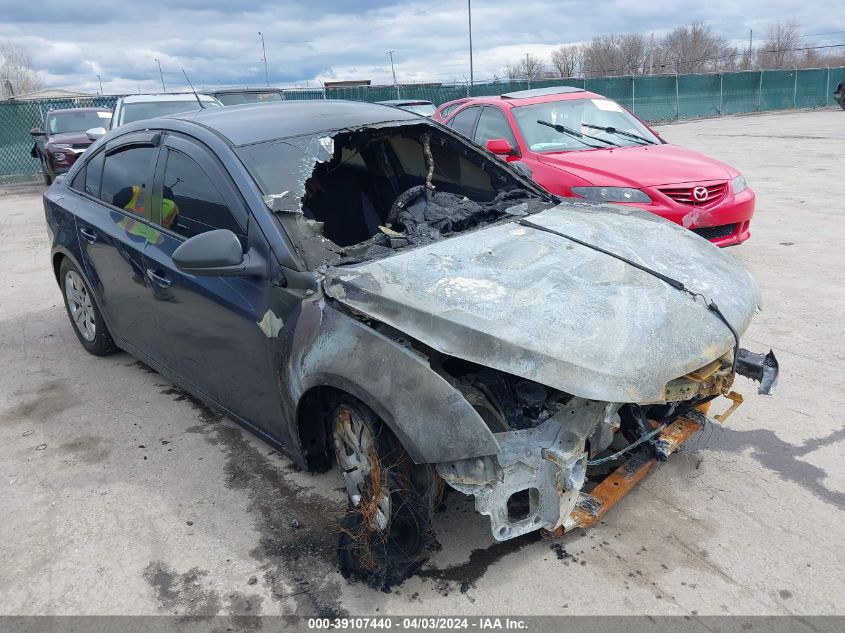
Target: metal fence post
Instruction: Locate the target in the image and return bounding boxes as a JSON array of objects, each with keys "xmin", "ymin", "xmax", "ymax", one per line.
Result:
[
  {"xmin": 675, "ymin": 73, "xmax": 679, "ymax": 119},
  {"xmin": 631, "ymin": 75, "xmax": 636, "ymax": 114},
  {"xmin": 719, "ymin": 73, "xmax": 723, "ymax": 114},
  {"xmin": 757, "ymin": 70, "xmax": 763, "ymax": 111},
  {"xmin": 793, "ymin": 68, "xmax": 798, "ymax": 109},
  {"xmin": 826, "ymin": 66, "xmax": 831, "ymax": 105}
]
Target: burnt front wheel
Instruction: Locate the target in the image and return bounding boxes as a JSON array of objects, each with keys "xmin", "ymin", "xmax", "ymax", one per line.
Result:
[{"xmin": 333, "ymin": 399, "xmax": 439, "ymax": 590}]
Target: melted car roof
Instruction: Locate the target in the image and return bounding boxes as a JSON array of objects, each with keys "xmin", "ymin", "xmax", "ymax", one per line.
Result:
[{"xmin": 173, "ymin": 100, "xmax": 421, "ymax": 146}]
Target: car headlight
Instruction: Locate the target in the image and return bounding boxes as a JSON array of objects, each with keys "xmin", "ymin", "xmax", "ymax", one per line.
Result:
[
  {"xmin": 52, "ymin": 152, "xmax": 67, "ymax": 161},
  {"xmin": 732, "ymin": 174, "xmax": 747, "ymax": 194},
  {"xmin": 570, "ymin": 187, "xmax": 651, "ymax": 203}
]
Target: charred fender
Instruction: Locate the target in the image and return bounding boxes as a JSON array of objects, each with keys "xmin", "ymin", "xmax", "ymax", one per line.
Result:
[{"xmin": 286, "ymin": 296, "xmax": 499, "ymax": 465}]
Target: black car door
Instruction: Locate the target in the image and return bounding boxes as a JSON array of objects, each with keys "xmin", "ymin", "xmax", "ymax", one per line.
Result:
[
  {"xmin": 73, "ymin": 133, "xmax": 163, "ymax": 360},
  {"xmin": 141, "ymin": 133, "xmax": 286, "ymax": 442}
]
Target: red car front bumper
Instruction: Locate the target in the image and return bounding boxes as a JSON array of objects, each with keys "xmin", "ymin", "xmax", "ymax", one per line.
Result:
[
  {"xmin": 560, "ymin": 184, "xmax": 755, "ymax": 248},
  {"xmin": 635, "ymin": 184, "xmax": 756, "ymax": 247}
]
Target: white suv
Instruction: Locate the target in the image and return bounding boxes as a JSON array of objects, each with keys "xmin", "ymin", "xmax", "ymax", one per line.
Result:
[{"xmin": 86, "ymin": 93, "xmax": 223, "ymax": 140}]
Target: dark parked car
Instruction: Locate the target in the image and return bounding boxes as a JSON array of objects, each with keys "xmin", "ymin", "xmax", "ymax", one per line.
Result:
[
  {"xmin": 44, "ymin": 101, "xmax": 777, "ymax": 588},
  {"xmin": 30, "ymin": 107, "xmax": 112, "ymax": 184},
  {"xmin": 834, "ymin": 82, "xmax": 845, "ymax": 110},
  {"xmin": 210, "ymin": 87, "xmax": 286, "ymax": 105}
]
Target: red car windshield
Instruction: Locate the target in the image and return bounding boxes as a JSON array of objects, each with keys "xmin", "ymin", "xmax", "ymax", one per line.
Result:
[{"xmin": 511, "ymin": 98, "xmax": 658, "ymax": 152}]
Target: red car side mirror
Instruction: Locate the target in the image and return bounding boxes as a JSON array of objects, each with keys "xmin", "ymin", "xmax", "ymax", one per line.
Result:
[{"xmin": 485, "ymin": 138, "xmax": 515, "ymax": 156}]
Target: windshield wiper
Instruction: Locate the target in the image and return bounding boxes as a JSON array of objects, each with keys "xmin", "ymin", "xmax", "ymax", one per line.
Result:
[
  {"xmin": 581, "ymin": 123, "xmax": 656, "ymax": 145},
  {"xmin": 536, "ymin": 120, "xmax": 620, "ymax": 149}
]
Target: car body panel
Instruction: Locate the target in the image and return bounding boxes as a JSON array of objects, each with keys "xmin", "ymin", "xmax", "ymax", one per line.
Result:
[
  {"xmin": 535, "ymin": 143, "xmax": 736, "ymax": 188},
  {"xmin": 324, "ymin": 202, "xmax": 758, "ymax": 403}
]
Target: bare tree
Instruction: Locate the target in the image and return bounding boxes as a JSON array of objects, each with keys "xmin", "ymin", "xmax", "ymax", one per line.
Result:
[
  {"xmin": 618, "ymin": 33, "xmax": 650, "ymax": 75},
  {"xmin": 504, "ymin": 53, "xmax": 546, "ymax": 82},
  {"xmin": 581, "ymin": 33, "xmax": 650, "ymax": 76},
  {"xmin": 738, "ymin": 46, "xmax": 757, "ymax": 71},
  {"xmin": 660, "ymin": 22, "xmax": 728, "ymax": 73},
  {"xmin": 758, "ymin": 20, "xmax": 802, "ymax": 68},
  {"xmin": 550, "ymin": 45, "xmax": 581, "ymax": 78},
  {"xmin": 0, "ymin": 41, "xmax": 43, "ymax": 98},
  {"xmin": 582, "ymin": 35, "xmax": 624, "ymax": 76}
]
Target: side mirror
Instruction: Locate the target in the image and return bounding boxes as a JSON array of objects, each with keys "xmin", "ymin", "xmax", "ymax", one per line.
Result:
[
  {"xmin": 485, "ymin": 138, "xmax": 515, "ymax": 156},
  {"xmin": 172, "ymin": 229, "xmax": 265, "ymax": 277},
  {"xmin": 86, "ymin": 127, "xmax": 107, "ymax": 141},
  {"xmin": 30, "ymin": 127, "xmax": 45, "ymax": 137}
]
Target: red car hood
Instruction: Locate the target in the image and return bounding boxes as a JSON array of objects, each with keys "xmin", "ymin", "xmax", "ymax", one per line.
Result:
[
  {"xmin": 537, "ymin": 143, "xmax": 737, "ymax": 187},
  {"xmin": 46, "ymin": 132, "xmax": 92, "ymax": 146}
]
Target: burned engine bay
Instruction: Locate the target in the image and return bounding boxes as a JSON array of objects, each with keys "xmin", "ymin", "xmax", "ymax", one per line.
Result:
[
  {"xmin": 419, "ymin": 348, "xmax": 772, "ymax": 541},
  {"xmin": 265, "ymin": 122, "xmax": 554, "ymax": 269}
]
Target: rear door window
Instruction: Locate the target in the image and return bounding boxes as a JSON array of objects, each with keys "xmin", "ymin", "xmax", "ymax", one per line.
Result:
[
  {"xmin": 99, "ymin": 145, "xmax": 159, "ymax": 220},
  {"xmin": 449, "ymin": 106, "xmax": 481, "ymax": 138}
]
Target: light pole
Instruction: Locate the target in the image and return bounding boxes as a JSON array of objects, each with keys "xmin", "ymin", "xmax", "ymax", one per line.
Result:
[
  {"xmin": 467, "ymin": 0, "xmax": 474, "ymax": 88},
  {"xmin": 155, "ymin": 58, "xmax": 166, "ymax": 93},
  {"xmin": 387, "ymin": 50, "xmax": 399, "ymax": 98},
  {"xmin": 259, "ymin": 32, "xmax": 269, "ymax": 86},
  {"xmin": 97, "ymin": 74, "xmax": 103, "ymax": 95}
]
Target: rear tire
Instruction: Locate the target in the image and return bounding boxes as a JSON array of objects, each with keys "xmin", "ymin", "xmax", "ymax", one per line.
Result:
[
  {"xmin": 333, "ymin": 398, "xmax": 438, "ymax": 590},
  {"xmin": 43, "ymin": 169, "xmax": 52, "ymax": 186},
  {"xmin": 59, "ymin": 258, "xmax": 117, "ymax": 356}
]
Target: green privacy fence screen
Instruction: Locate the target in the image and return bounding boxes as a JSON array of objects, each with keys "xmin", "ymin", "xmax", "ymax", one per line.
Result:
[{"xmin": 2, "ymin": 67, "xmax": 844, "ymax": 182}]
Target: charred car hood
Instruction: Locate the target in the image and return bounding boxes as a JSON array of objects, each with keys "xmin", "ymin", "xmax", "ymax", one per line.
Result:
[
  {"xmin": 538, "ymin": 143, "xmax": 737, "ymax": 188},
  {"xmin": 323, "ymin": 203, "xmax": 759, "ymax": 403}
]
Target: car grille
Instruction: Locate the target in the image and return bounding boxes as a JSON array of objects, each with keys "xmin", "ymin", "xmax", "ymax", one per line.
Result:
[
  {"xmin": 660, "ymin": 182, "xmax": 728, "ymax": 207},
  {"xmin": 71, "ymin": 143, "xmax": 89, "ymax": 149},
  {"xmin": 692, "ymin": 223, "xmax": 737, "ymax": 240}
]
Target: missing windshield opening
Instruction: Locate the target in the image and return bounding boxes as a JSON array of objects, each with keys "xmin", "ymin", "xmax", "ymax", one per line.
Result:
[{"xmin": 295, "ymin": 125, "xmax": 549, "ymax": 266}]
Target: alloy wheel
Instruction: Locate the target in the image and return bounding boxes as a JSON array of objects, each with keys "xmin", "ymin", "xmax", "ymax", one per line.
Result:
[{"xmin": 65, "ymin": 270, "xmax": 96, "ymax": 342}]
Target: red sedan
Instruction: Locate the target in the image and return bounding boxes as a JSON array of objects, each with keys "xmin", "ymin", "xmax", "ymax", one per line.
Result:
[{"xmin": 434, "ymin": 87, "xmax": 754, "ymax": 246}]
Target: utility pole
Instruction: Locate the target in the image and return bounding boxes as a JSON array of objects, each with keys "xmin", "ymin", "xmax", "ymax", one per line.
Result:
[
  {"xmin": 259, "ymin": 32, "xmax": 269, "ymax": 86},
  {"xmin": 97, "ymin": 74, "xmax": 103, "ymax": 95},
  {"xmin": 155, "ymin": 58, "xmax": 166, "ymax": 93},
  {"xmin": 467, "ymin": 0, "xmax": 474, "ymax": 87},
  {"xmin": 649, "ymin": 33, "xmax": 654, "ymax": 74},
  {"xmin": 387, "ymin": 50, "xmax": 399, "ymax": 98}
]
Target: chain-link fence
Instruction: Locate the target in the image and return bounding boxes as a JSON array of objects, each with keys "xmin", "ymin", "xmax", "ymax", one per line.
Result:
[
  {"xmin": 0, "ymin": 95, "xmax": 118, "ymax": 184},
  {"xmin": 2, "ymin": 67, "xmax": 844, "ymax": 183}
]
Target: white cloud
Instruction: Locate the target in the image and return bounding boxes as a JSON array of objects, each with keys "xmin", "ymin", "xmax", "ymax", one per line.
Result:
[{"xmin": 0, "ymin": 0, "xmax": 841, "ymax": 94}]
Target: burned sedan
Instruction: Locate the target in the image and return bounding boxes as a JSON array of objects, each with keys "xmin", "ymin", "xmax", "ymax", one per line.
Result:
[{"xmin": 44, "ymin": 101, "xmax": 778, "ymax": 588}]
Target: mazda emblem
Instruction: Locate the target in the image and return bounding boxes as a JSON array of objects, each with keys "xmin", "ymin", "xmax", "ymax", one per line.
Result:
[{"xmin": 693, "ymin": 186, "xmax": 709, "ymax": 202}]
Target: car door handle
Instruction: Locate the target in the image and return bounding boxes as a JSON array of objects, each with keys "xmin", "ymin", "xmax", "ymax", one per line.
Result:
[
  {"xmin": 146, "ymin": 268, "xmax": 172, "ymax": 288},
  {"xmin": 79, "ymin": 227, "xmax": 98, "ymax": 243}
]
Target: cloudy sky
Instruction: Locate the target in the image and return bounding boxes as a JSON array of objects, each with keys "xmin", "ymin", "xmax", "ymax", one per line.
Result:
[{"xmin": 0, "ymin": 0, "xmax": 842, "ymax": 94}]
